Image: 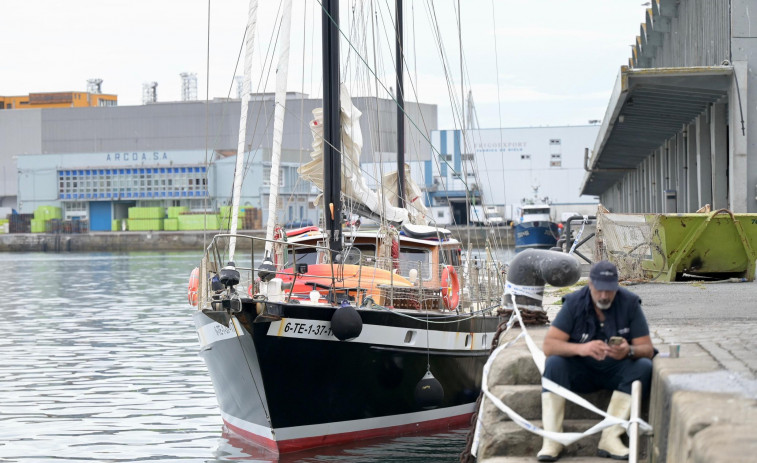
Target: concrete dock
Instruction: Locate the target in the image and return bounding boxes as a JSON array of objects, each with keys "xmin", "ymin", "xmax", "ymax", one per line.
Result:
[
  {"xmin": 477, "ymin": 278, "xmax": 757, "ymax": 463},
  {"xmin": 0, "ymin": 226, "xmax": 515, "ymax": 252}
]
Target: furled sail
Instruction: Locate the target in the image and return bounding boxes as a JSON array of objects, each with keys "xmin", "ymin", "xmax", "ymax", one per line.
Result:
[{"xmin": 299, "ymin": 85, "xmax": 427, "ymax": 225}]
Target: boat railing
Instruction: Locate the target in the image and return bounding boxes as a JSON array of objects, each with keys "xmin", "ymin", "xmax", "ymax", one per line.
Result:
[{"xmin": 199, "ymin": 233, "xmax": 504, "ymax": 312}]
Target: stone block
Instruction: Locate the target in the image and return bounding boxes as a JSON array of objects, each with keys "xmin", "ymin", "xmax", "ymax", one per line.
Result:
[
  {"xmin": 692, "ymin": 424, "xmax": 757, "ymax": 463},
  {"xmin": 666, "ymin": 391, "xmax": 757, "ymax": 463},
  {"xmin": 476, "ymin": 419, "xmax": 601, "ymax": 459},
  {"xmin": 487, "ymin": 347, "xmax": 542, "ymax": 386},
  {"xmin": 483, "ymin": 385, "xmax": 614, "ymax": 423},
  {"xmin": 648, "ymin": 343, "xmax": 720, "ymax": 463}
]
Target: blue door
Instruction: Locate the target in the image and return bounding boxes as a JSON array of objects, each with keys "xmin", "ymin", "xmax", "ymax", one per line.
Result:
[{"xmin": 89, "ymin": 201, "xmax": 112, "ymax": 231}]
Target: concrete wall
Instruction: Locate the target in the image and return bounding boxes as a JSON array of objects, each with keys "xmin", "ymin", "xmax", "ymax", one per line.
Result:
[
  {"xmin": 595, "ymin": 0, "xmax": 757, "ymax": 214},
  {"xmin": 649, "ymin": 345, "xmax": 757, "ymax": 462}
]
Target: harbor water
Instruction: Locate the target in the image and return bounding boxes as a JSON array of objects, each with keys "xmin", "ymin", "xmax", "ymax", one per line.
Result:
[{"xmin": 0, "ymin": 252, "xmax": 475, "ymax": 462}]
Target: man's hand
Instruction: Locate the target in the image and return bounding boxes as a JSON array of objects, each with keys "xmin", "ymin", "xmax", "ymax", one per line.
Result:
[
  {"xmin": 579, "ymin": 340, "xmax": 612, "ymax": 361},
  {"xmin": 607, "ymin": 338, "xmax": 630, "ymax": 360}
]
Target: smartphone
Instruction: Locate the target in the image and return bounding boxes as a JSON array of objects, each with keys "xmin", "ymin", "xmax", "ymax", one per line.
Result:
[{"xmin": 608, "ymin": 336, "xmax": 624, "ymax": 346}]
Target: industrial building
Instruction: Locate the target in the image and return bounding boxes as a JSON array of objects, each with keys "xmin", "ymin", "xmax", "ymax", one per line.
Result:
[
  {"xmin": 430, "ymin": 126, "xmax": 601, "ymax": 224},
  {"xmin": 0, "ymin": 84, "xmax": 604, "ymax": 232},
  {"xmin": 0, "ymin": 79, "xmax": 117, "ymax": 110},
  {"xmin": 583, "ymin": 0, "xmax": 757, "ymax": 214},
  {"xmin": 0, "ymin": 93, "xmax": 437, "ymax": 231}
]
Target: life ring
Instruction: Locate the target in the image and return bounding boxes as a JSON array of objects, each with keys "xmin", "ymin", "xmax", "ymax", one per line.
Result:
[
  {"xmin": 188, "ymin": 267, "xmax": 199, "ymax": 306},
  {"xmin": 441, "ymin": 265, "xmax": 460, "ymax": 310}
]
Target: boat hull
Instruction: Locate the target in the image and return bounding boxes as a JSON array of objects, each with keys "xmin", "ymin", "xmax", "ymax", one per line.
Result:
[
  {"xmin": 514, "ymin": 221, "xmax": 559, "ymax": 252},
  {"xmin": 194, "ymin": 303, "xmax": 500, "ymax": 453}
]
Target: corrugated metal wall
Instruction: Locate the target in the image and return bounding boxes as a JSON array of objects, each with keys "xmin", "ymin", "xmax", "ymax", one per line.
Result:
[
  {"xmin": 23, "ymin": 97, "xmax": 436, "ymax": 161},
  {"xmin": 651, "ymin": 0, "xmax": 731, "ymax": 67}
]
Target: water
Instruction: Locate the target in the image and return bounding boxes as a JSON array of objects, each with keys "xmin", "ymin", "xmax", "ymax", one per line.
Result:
[{"xmin": 0, "ymin": 252, "xmax": 472, "ymax": 462}]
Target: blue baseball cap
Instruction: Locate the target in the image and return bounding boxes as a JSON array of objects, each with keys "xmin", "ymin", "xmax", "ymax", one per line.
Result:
[{"xmin": 589, "ymin": 260, "xmax": 619, "ymax": 291}]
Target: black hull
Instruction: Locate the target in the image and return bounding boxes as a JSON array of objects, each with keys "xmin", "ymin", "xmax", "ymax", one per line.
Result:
[{"xmin": 194, "ymin": 302, "xmax": 501, "ymax": 452}]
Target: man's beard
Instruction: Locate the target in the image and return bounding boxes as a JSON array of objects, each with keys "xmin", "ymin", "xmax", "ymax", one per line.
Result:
[{"xmin": 596, "ymin": 300, "xmax": 612, "ymax": 310}]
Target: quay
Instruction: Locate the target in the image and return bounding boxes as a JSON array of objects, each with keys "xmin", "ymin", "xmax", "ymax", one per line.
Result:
[
  {"xmin": 0, "ymin": 225, "xmax": 515, "ymax": 253},
  {"xmin": 476, "ymin": 278, "xmax": 757, "ymax": 463}
]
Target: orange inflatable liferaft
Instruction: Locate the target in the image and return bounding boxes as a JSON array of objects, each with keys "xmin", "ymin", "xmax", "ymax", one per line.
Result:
[
  {"xmin": 188, "ymin": 267, "xmax": 199, "ymax": 306},
  {"xmin": 441, "ymin": 265, "xmax": 460, "ymax": 310},
  {"xmin": 277, "ymin": 264, "xmax": 412, "ymax": 304}
]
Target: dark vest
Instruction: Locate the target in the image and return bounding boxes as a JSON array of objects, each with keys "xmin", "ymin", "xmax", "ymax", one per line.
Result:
[{"xmin": 559, "ymin": 286, "xmax": 642, "ymax": 343}]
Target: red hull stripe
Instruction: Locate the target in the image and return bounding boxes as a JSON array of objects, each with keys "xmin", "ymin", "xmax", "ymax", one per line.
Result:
[{"xmin": 223, "ymin": 411, "xmax": 473, "ymax": 454}]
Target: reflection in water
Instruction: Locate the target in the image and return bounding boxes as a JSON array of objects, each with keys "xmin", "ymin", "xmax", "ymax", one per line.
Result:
[
  {"xmin": 0, "ymin": 252, "xmax": 472, "ymax": 462},
  {"xmin": 214, "ymin": 427, "xmax": 470, "ymax": 463}
]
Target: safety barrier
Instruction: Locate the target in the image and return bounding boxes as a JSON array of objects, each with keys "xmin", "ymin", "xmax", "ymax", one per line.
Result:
[{"xmin": 471, "ymin": 283, "xmax": 651, "ymax": 460}]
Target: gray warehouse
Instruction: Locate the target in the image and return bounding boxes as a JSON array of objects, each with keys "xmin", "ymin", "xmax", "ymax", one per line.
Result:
[
  {"xmin": 0, "ymin": 94, "xmax": 437, "ymax": 231},
  {"xmin": 583, "ymin": 0, "xmax": 757, "ymax": 214}
]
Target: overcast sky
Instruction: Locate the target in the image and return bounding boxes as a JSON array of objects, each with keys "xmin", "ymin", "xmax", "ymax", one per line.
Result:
[{"xmin": 2, "ymin": 1, "xmax": 649, "ymax": 129}]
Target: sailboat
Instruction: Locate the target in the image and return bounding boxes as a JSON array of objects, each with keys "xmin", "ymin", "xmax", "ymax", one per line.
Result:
[
  {"xmin": 514, "ymin": 185, "xmax": 560, "ymax": 252},
  {"xmin": 190, "ymin": 0, "xmax": 503, "ymax": 453}
]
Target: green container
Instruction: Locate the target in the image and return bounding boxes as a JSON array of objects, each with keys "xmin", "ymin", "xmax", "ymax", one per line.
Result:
[
  {"xmin": 167, "ymin": 206, "xmax": 189, "ymax": 218},
  {"xmin": 31, "ymin": 219, "xmax": 47, "ymax": 233},
  {"xmin": 164, "ymin": 218, "xmax": 179, "ymax": 231},
  {"xmin": 127, "ymin": 218, "xmax": 164, "ymax": 231},
  {"xmin": 642, "ymin": 211, "xmax": 757, "ymax": 281},
  {"xmin": 34, "ymin": 206, "xmax": 62, "ymax": 220},
  {"xmin": 178, "ymin": 214, "xmax": 219, "ymax": 231},
  {"xmin": 219, "ymin": 206, "xmax": 246, "ymax": 222},
  {"xmin": 128, "ymin": 207, "xmax": 166, "ymax": 219}
]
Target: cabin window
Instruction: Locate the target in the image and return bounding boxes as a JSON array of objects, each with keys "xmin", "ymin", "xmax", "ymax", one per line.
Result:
[
  {"xmin": 339, "ymin": 244, "xmax": 375, "ymax": 265},
  {"xmin": 442, "ymin": 248, "xmax": 461, "ymax": 266},
  {"xmin": 399, "ymin": 248, "xmax": 431, "ymax": 280},
  {"xmin": 286, "ymin": 248, "xmax": 319, "ymax": 268}
]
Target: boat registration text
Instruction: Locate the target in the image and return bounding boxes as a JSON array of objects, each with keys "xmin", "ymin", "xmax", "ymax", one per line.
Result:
[{"xmin": 268, "ymin": 318, "xmax": 335, "ymax": 340}]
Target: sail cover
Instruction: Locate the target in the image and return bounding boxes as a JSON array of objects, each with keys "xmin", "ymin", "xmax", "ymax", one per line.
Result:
[{"xmin": 299, "ymin": 85, "xmax": 427, "ymax": 225}]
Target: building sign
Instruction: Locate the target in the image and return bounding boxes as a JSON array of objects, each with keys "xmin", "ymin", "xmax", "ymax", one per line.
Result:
[
  {"xmin": 105, "ymin": 152, "xmax": 170, "ymax": 162},
  {"xmin": 473, "ymin": 141, "xmax": 527, "ymax": 153}
]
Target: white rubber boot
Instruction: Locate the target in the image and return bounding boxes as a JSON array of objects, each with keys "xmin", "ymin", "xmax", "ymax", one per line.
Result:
[
  {"xmin": 597, "ymin": 390, "xmax": 632, "ymax": 460},
  {"xmin": 537, "ymin": 392, "xmax": 565, "ymax": 462}
]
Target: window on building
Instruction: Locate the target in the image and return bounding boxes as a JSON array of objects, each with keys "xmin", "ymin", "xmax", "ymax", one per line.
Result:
[
  {"xmin": 262, "ymin": 167, "xmax": 285, "ymax": 187},
  {"xmin": 57, "ymin": 165, "xmax": 207, "ymax": 200}
]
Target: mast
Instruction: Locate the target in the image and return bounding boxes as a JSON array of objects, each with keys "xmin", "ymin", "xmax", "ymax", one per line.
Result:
[
  {"xmin": 322, "ymin": 0, "xmax": 342, "ymax": 254},
  {"xmin": 264, "ymin": 0, "xmax": 293, "ymax": 256},
  {"xmin": 228, "ymin": 0, "xmax": 258, "ymax": 264},
  {"xmin": 395, "ymin": 0, "xmax": 405, "ymax": 208}
]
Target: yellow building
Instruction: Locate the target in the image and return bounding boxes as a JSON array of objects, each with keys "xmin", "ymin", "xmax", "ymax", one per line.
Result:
[{"xmin": 0, "ymin": 91, "xmax": 117, "ymax": 109}]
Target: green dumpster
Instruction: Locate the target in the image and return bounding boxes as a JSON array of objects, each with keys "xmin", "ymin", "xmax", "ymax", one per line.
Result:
[{"xmin": 642, "ymin": 209, "xmax": 757, "ymax": 281}]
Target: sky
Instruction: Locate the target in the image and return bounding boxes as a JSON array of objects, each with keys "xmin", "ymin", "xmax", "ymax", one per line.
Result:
[{"xmin": 1, "ymin": 1, "xmax": 650, "ymax": 129}]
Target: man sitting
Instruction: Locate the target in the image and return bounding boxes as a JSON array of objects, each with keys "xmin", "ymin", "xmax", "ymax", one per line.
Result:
[{"xmin": 537, "ymin": 260, "xmax": 654, "ymax": 461}]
